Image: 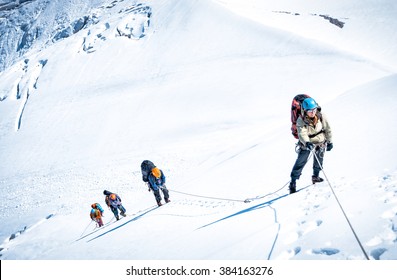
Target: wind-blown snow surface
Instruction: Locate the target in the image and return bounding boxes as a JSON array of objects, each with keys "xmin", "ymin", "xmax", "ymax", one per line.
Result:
[{"xmin": 0, "ymin": 0, "xmax": 397, "ymax": 262}]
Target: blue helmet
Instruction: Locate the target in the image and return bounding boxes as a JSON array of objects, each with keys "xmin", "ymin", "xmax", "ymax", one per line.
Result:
[{"xmin": 302, "ymin": 98, "xmax": 318, "ymax": 111}]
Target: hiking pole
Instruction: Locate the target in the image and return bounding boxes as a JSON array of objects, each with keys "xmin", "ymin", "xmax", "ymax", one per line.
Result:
[{"xmin": 311, "ymin": 148, "xmax": 370, "ymax": 260}]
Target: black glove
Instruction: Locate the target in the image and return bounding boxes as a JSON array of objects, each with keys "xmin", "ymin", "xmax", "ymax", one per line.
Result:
[
  {"xmin": 326, "ymin": 142, "xmax": 333, "ymax": 151},
  {"xmin": 306, "ymin": 142, "xmax": 315, "ymax": 150}
]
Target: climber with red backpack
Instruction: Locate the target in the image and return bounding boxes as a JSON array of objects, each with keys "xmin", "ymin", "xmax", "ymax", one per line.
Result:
[
  {"xmin": 103, "ymin": 190, "xmax": 127, "ymax": 220},
  {"xmin": 289, "ymin": 96, "xmax": 333, "ymax": 194}
]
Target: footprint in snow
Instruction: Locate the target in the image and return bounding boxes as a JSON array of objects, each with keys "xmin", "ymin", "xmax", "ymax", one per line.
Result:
[
  {"xmin": 311, "ymin": 248, "xmax": 340, "ymax": 256},
  {"xmin": 284, "ymin": 220, "xmax": 323, "ymax": 245},
  {"xmin": 370, "ymin": 248, "xmax": 387, "ymax": 260},
  {"xmin": 302, "ymin": 220, "xmax": 323, "ymax": 235},
  {"xmin": 275, "ymin": 246, "xmax": 301, "ymax": 260},
  {"xmin": 297, "ymin": 219, "xmax": 323, "ymax": 236}
]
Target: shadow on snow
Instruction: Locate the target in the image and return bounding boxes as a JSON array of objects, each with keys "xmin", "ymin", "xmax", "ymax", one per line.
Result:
[{"xmin": 197, "ymin": 185, "xmax": 311, "ymax": 229}]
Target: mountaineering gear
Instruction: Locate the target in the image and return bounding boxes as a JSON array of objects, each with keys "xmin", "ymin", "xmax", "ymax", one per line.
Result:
[
  {"xmin": 309, "ymin": 148, "xmax": 370, "ymax": 260},
  {"xmin": 103, "ymin": 190, "xmax": 127, "ymax": 220},
  {"xmin": 312, "ymin": 175, "xmax": 324, "ymax": 184},
  {"xmin": 296, "ymin": 110, "xmax": 332, "ymax": 146},
  {"xmin": 147, "ymin": 166, "xmax": 170, "ymax": 205},
  {"xmin": 148, "ymin": 168, "xmax": 165, "ymax": 191},
  {"xmin": 289, "ymin": 96, "xmax": 332, "ymax": 192},
  {"xmin": 289, "ymin": 181, "xmax": 297, "ymax": 194},
  {"xmin": 152, "ymin": 167, "xmax": 162, "ymax": 179},
  {"xmin": 291, "ymin": 142, "xmax": 325, "ymax": 182},
  {"xmin": 306, "ymin": 142, "xmax": 315, "ymax": 150},
  {"xmin": 90, "ymin": 203, "xmax": 104, "ymax": 227},
  {"xmin": 302, "ymin": 97, "xmax": 318, "ymax": 111},
  {"xmin": 306, "ymin": 108, "xmax": 317, "ymax": 114},
  {"xmin": 91, "ymin": 203, "xmax": 104, "ymax": 214},
  {"xmin": 291, "ymin": 94, "xmax": 311, "ymax": 139},
  {"xmin": 104, "ymin": 191, "xmax": 122, "ymax": 208},
  {"xmin": 326, "ymin": 142, "xmax": 333, "ymax": 151},
  {"xmin": 141, "ymin": 160, "xmax": 156, "ymax": 182}
]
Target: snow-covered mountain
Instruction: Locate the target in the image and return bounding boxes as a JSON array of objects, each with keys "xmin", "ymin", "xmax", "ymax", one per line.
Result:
[
  {"xmin": 0, "ymin": 0, "xmax": 107, "ymax": 71},
  {"xmin": 1, "ymin": 0, "xmax": 397, "ymax": 267}
]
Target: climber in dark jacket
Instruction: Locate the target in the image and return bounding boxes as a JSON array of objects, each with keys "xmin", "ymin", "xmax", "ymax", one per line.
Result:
[
  {"xmin": 147, "ymin": 167, "xmax": 170, "ymax": 206},
  {"xmin": 103, "ymin": 190, "xmax": 126, "ymax": 220}
]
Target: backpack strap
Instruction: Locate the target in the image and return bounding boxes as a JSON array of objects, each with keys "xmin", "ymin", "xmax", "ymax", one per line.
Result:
[{"xmin": 308, "ymin": 129, "xmax": 325, "ymax": 138}]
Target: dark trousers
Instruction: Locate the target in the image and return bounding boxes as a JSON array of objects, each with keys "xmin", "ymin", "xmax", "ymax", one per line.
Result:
[
  {"xmin": 291, "ymin": 146, "xmax": 324, "ymax": 182},
  {"xmin": 110, "ymin": 205, "xmax": 126, "ymax": 219},
  {"xmin": 152, "ymin": 185, "xmax": 170, "ymax": 203}
]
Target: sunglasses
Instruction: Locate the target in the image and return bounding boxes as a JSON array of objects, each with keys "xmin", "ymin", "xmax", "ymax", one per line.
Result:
[{"xmin": 306, "ymin": 108, "xmax": 317, "ymax": 113}]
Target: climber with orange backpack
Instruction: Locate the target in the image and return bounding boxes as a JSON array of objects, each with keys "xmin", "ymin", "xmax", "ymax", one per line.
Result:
[
  {"xmin": 148, "ymin": 166, "xmax": 170, "ymax": 206},
  {"xmin": 141, "ymin": 160, "xmax": 170, "ymax": 206},
  {"xmin": 103, "ymin": 190, "xmax": 127, "ymax": 220},
  {"xmin": 90, "ymin": 203, "xmax": 104, "ymax": 227}
]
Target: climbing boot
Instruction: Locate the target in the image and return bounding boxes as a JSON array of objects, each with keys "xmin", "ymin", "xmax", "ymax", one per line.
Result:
[
  {"xmin": 289, "ymin": 181, "xmax": 296, "ymax": 194},
  {"xmin": 312, "ymin": 176, "xmax": 324, "ymax": 184}
]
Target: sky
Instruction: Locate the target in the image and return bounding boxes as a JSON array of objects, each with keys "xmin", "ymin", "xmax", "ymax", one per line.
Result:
[{"xmin": 1, "ymin": 0, "xmax": 397, "ymax": 278}]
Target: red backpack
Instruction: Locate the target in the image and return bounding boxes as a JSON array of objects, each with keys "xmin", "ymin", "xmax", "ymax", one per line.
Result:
[
  {"xmin": 290, "ymin": 94, "xmax": 310, "ymax": 139},
  {"xmin": 291, "ymin": 94, "xmax": 322, "ymax": 139}
]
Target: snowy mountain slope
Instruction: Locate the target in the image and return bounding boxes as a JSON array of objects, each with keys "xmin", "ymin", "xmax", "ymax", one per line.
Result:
[
  {"xmin": 216, "ymin": 0, "xmax": 397, "ymax": 72},
  {"xmin": 0, "ymin": 0, "xmax": 396, "ymax": 261},
  {"xmin": 0, "ymin": 0, "xmax": 388, "ymax": 178},
  {"xmin": 326, "ymin": 73, "xmax": 397, "ymax": 177}
]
